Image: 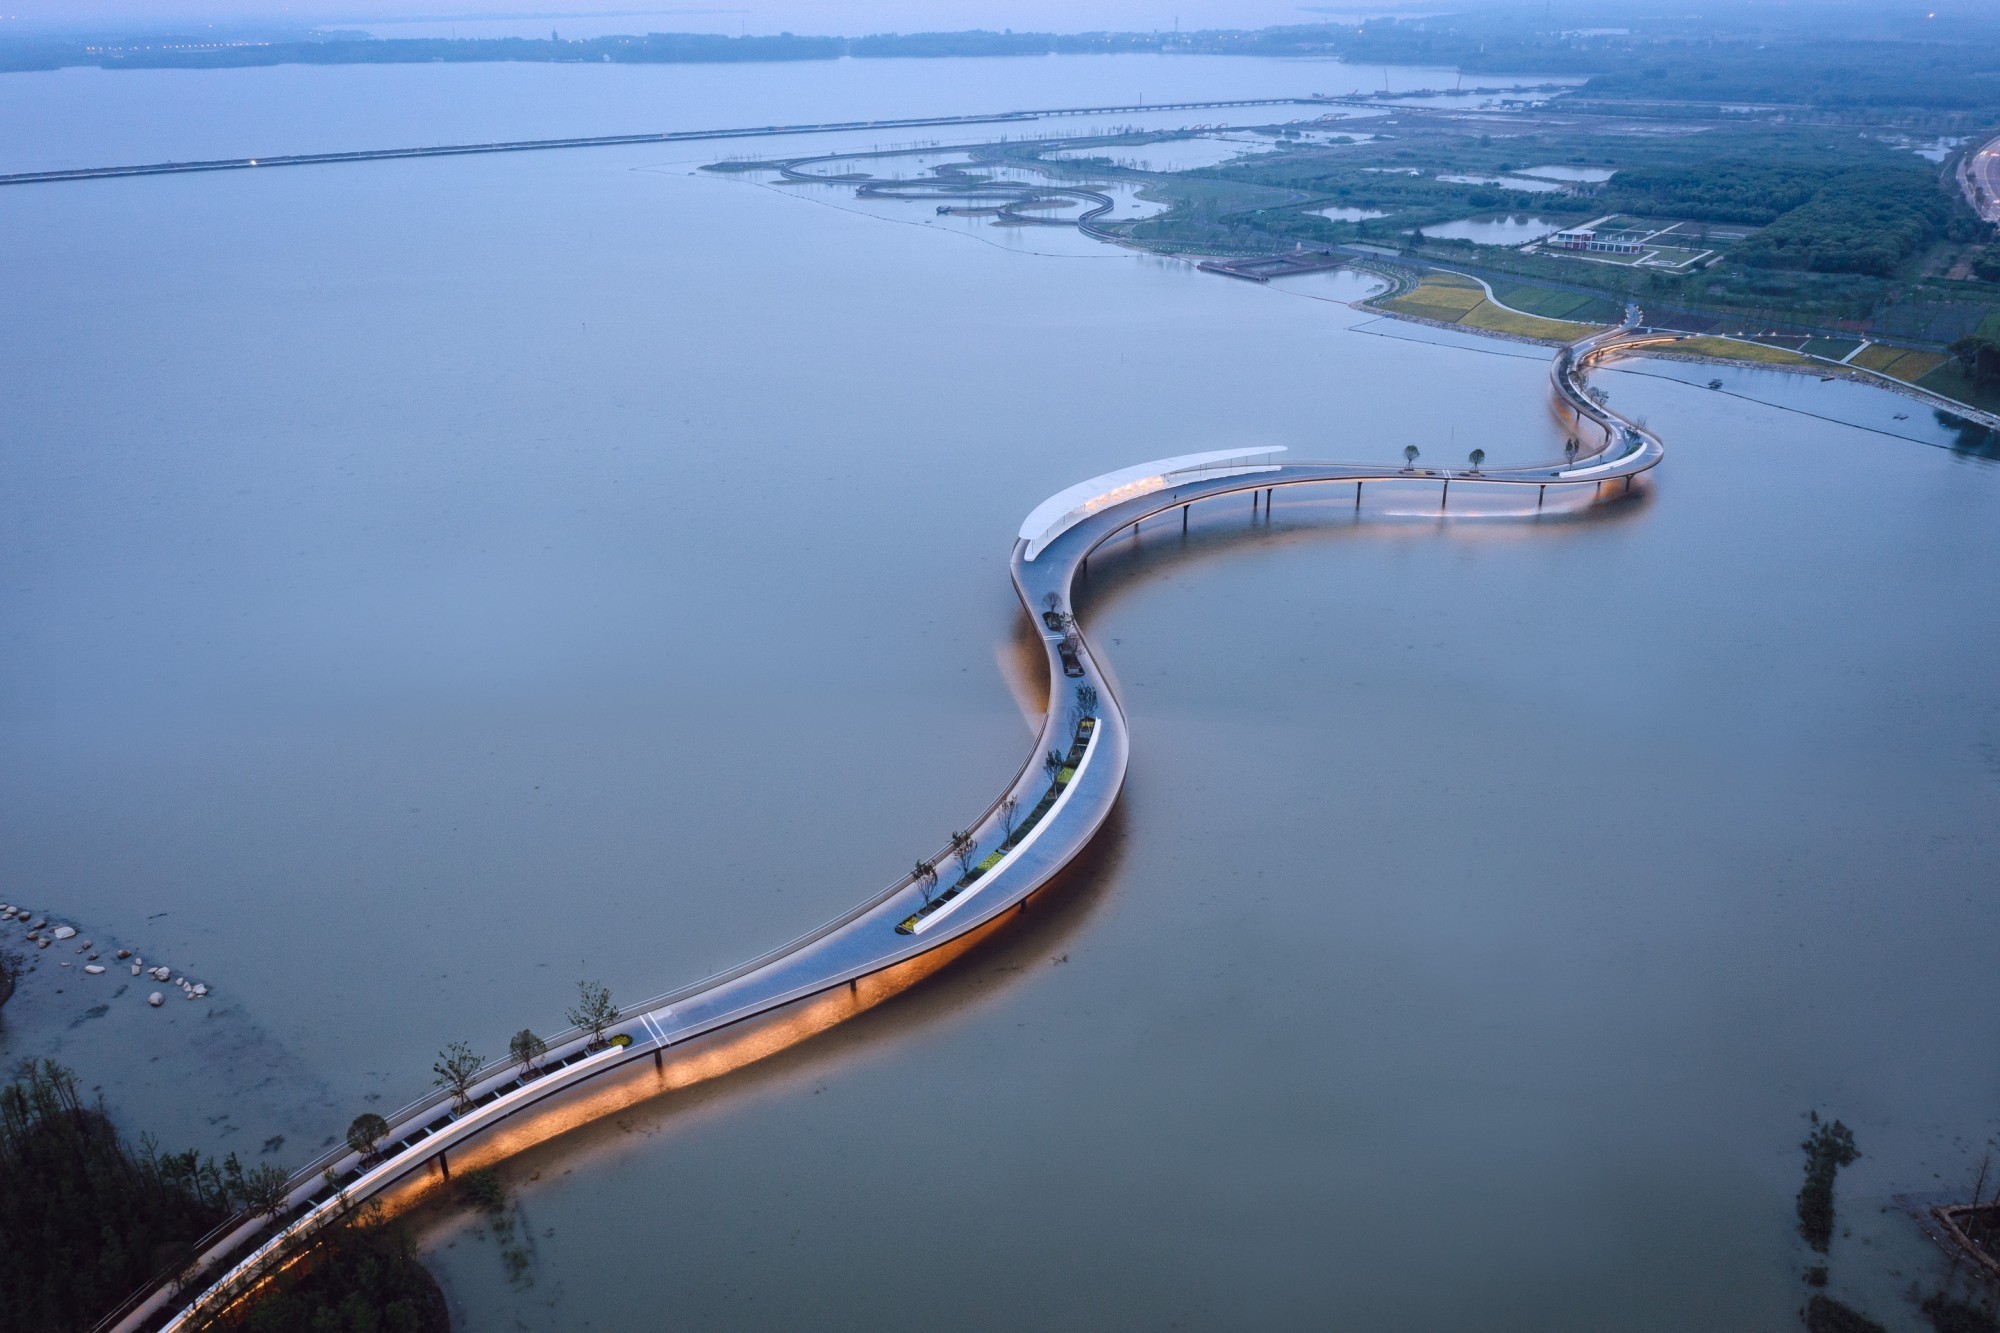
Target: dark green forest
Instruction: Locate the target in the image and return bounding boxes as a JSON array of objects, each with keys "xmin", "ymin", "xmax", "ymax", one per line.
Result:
[
  {"xmin": 1, "ymin": 1060, "xmax": 232, "ymax": 1333},
  {"xmin": 1602, "ymin": 161, "xmax": 1953, "ymax": 275},
  {"xmin": 0, "ymin": 1060, "xmax": 447, "ymax": 1333}
]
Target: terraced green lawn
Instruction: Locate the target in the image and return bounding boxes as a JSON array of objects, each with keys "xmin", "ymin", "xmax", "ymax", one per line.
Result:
[
  {"xmin": 1489, "ymin": 280, "xmax": 1623, "ymax": 324},
  {"xmin": 1377, "ymin": 272, "xmax": 1605, "ymax": 343},
  {"xmin": 1668, "ymin": 336, "xmax": 1813, "ymax": 365}
]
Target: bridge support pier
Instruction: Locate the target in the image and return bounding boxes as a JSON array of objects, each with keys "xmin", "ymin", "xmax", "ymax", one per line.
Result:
[
  {"xmin": 1355, "ymin": 481, "xmax": 1362, "ymax": 510},
  {"xmin": 1538, "ymin": 484, "xmax": 1545, "ymax": 509},
  {"xmin": 1182, "ymin": 504, "xmax": 1188, "ymax": 534},
  {"xmin": 1441, "ymin": 480, "xmax": 1449, "ymax": 510}
]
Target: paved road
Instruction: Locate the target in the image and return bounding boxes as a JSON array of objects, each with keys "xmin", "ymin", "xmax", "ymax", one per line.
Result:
[
  {"xmin": 122, "ymin": 315, "xmax": 1662, "ymax": 1333},
  {"xmin": 1960, "ymin": 134, "xmax": 2000, "ymax": 225}
]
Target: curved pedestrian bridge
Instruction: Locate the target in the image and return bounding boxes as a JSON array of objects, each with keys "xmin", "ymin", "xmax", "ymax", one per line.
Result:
[{"xmin": 126, "ymin": 313, "xmax": 1664, "ymax": 1333}]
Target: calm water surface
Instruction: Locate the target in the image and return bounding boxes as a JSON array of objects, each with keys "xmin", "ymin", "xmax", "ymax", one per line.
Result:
[
  {"xmin": 1, "ymin": 56, "xmax": 1997, "ymax": 1333},
  {"xmin": 1423, "ymin": 211, "xmax": 1568, "ymax": 243}
]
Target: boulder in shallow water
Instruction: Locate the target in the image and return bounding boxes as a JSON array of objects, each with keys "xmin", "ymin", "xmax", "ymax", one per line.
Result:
[
  {"xmin": 192, "ymin": 983, "xmax": 208, "ymax": 996},
  {"xmin": 52, "ymin": 926, "xmax": 75, "ymax": 940},
  {"xmin": 147, "ymin": 992, "xmax": 164, "ymax": 1007},
  {"xmin": 130, "ymin": 963, "xmax": 141, "ymax": 975},
  {"xmin": 149, "ymin": 966, "xmax": 171, "ymax": 981},
  {"xmin": 84, "ymin": 964, "xmax": 104, "ymax": 974},
  {"xmin": 116, "ymin": 948, "xmax": 130, "ymax": 959}
]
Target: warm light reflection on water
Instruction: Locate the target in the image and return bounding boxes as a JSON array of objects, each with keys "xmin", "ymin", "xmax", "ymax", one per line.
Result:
[{"xmin": 375, "ymin": 900, "xmax": 1026, "ymax": 1216}]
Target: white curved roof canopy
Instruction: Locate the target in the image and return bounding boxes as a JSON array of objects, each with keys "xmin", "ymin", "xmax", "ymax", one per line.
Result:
[{"xmin": 1019, "ymin": 446, "xmax": 1286, "ymax": 561}]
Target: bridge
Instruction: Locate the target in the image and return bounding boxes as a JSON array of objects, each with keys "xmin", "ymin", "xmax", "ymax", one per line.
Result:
[
  {"xmin": 110, "ymin": 314, "xmax": 1662, "ymax": 1333},
  {"xmin": 1959, "ymin": 132, "xmax": 2000, "ymax": 225},
  {"xmin": 0, "ymin": 98, "xmax": 1325, "ymax": 188}
]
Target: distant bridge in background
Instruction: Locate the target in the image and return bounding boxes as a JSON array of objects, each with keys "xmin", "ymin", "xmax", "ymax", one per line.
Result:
[{"xmin": 0, "ymin": 97, "xmax": 1327, "ymax": 187}]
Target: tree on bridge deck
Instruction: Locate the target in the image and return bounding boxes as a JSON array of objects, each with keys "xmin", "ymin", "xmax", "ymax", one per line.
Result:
[
  {"xmin": 510, "ymin": 1028, "xmax": 548, "ymax": 1077},
  {"xmin": 567, "ymin": 980, "xmax": 619, "ymax": 1050},
  {"xmin": 346, "ymin": 1112, "xmax": 389, "ymax": 1163},
  {"xmin": 433, "ymin": 1041, "xmax": 483, "ymax": 1113},
  {"xmin": 949, "ymin": 829, "xmax": 979, "ymax": 880}
]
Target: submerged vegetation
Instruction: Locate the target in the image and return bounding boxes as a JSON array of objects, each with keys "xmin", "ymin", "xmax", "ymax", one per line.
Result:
[
  {"xmin": 1806, "ymin": 1294, "xmax": 1888, "ymax": 1333},
  {"xmin": 457, "ymin": 1168, "xmax": 534, "ymax": 1290},
  {"xmin": 1798, "ymin": 1114, "xmax": 1861, "ymax": 1254}
]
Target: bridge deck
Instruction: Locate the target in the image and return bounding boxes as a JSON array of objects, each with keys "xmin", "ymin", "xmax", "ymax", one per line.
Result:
[{"xmin": 126, "ymin": 316, "xmax": 1662, "ymax": 1333}]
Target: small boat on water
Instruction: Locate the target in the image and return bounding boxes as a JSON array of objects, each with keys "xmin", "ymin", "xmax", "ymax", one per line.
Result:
[{"xmin": 1707, "ymin": 378, "xmax": 1724, "ymax": 390}]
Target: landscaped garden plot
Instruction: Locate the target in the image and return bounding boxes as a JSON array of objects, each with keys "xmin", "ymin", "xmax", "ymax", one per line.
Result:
[
  {"xmin": 1489, "ymin": 280, "xmax": 1623, "ymax": 323},
  {"xmin": 1381, "ymin": 272, "xmax": 1486, "ymax": 317},
  {"xmin": 1458, "ymin": 302, "xmax": 1603, "ymax": 340},
  {"xmin": 1852, "ymin": 343, "xmax": 1947, "ymax": 381},
  {"xmin": 1665, "ymin": 336, "xmax": 1814, "ymax": 365},
  {"xmin": 1377, "ymin": 272, "xmax": 1604, "ymax": 342},
  {"xmin": 1522, "ymin": 215, "xmax": 1730, "ymax": 271},
  {"xmin": 1802, "ymin": 337, "xmax": 1863, "ymax": 360}
]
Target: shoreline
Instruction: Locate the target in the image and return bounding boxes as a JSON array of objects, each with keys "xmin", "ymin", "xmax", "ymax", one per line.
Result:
[{"xmin": 1352, "ymin": 286, "xmax": 2000, "ymax": 432}]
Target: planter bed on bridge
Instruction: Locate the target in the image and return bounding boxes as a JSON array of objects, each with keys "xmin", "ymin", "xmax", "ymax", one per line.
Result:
[{"xmin": 898, "ymin": 715, "xmax": 1097, "ymax": 936}]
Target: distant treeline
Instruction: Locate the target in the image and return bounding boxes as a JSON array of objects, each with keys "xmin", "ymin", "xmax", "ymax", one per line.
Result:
[
  {"xmin": 0, "ymin": 26, "xmax": 1350, "ymax": 74},
  {"xmin": 8, "ymin": 21, "xmax": 1998, "ymax": 114},
  {"xmin": 1327, "ymin": 26, "xmax": 2000, "ymax": 111}
]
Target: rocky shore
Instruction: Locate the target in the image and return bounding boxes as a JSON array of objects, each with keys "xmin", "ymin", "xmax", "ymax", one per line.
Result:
[{"xmin": 0, "ymin": 902, "xmax": 213, "ymax": 1011}]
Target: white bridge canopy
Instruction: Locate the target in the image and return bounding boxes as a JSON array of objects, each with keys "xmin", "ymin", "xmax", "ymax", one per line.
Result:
[{"xmin": 1019, "ymin": 446, "xmax": 1286, "ymax": 561}]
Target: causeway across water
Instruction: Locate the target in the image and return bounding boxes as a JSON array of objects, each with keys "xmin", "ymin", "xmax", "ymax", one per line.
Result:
[{"xmin": 117, "ymin": 310, "xmax": 1663, "ymax": 1333}]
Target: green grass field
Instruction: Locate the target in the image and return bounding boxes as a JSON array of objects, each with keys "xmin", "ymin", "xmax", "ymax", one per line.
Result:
[
  {"xmin": 1489, "ymin": 280, "xmax": 1621, "ymax": 323},
  {"xmin": 1801, "ymin": 337, "xmax": 1862, "ymax": 361},
  {"xmin": 1851, "ymin": 343, "xmax": 1908, "ymax": 374},
  {"xmin": 1854, "ymin": 344, "xmax": 1947, "ymax": 381},
  {"xmin": 1380, "ymin": 273, "xmax": 1486, "ymax": 318},
  {"xmin": 1458, "ymin": 302, "xmax": 1601, "ymax": 341},
  {"xmin": 1379, "ymin": 273, "xmax": 1605, "ymax": 342},
  {"xmin": 1668, "ymin": 336, "xmax": 1814, "ymax": 364},
  {"xmin": 1917, "ymin": 361, "xmax": 2000, "ymax": 414}
]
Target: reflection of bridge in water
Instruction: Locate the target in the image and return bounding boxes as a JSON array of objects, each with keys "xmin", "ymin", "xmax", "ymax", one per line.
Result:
[{"xmin": 122, "ymin": 313, "xmax": 1663, "ymax": 1333}]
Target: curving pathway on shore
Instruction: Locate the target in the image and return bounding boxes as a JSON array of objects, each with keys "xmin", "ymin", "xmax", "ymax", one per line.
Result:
[{"xmin": 120, "ymin": 311, "xmax": 1663, "ymax": 1333}]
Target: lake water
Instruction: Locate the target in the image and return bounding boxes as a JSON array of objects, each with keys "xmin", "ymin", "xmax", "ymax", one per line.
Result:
[
  {"xmin": 1519, "ymin": 163, "xmax": 1618, "ymax": 182},
  {"xmin": 1436, "ymin": 173, "xmax": 1569, "ymax": 194},
  {"xmin": 2, "ymin": 53, "xmax": 1997, "ymax": 1333},
  {"xmin": 1422, "ymin": 212, "xmax": 1568, "ymax": 244}
]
